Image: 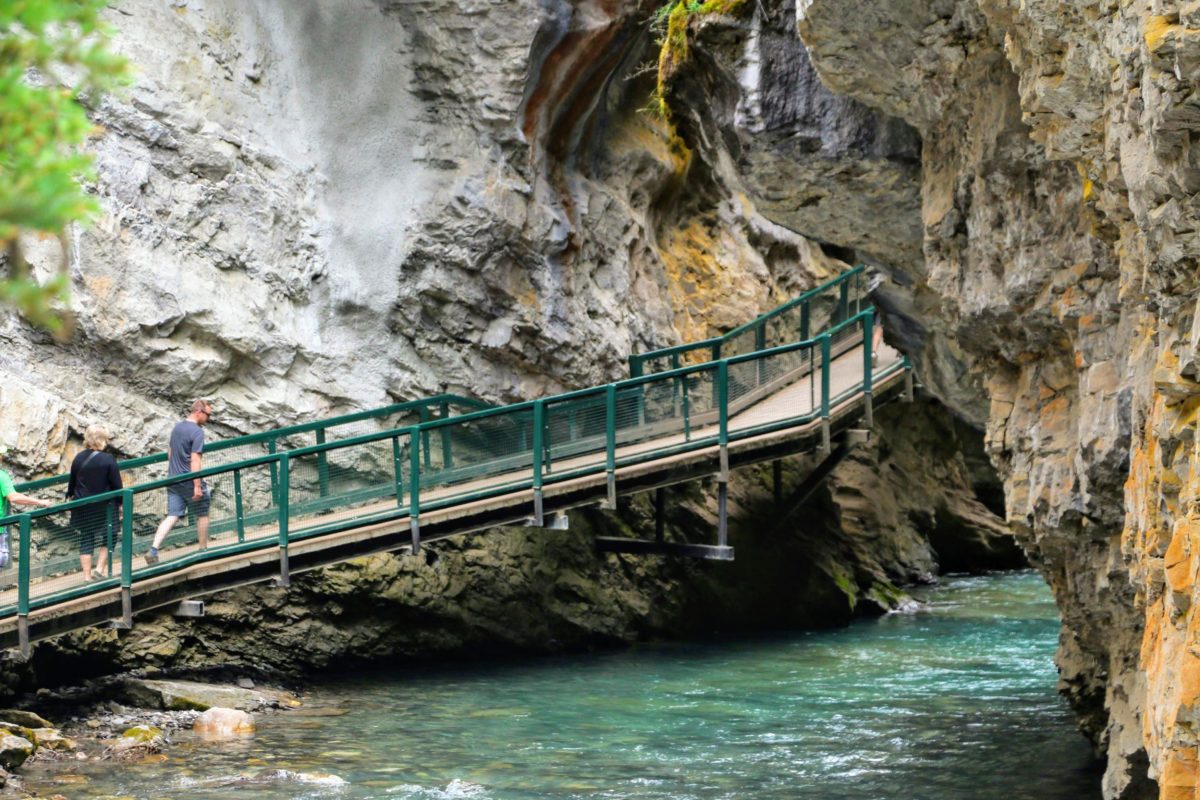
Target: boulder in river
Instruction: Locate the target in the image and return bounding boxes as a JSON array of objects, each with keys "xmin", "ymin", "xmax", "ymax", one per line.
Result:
[
  {"xmin": 31, "ymin": 728, "xmax": 76, "ymax": 752},
  {"xmin": 0, "ymin": 710, "xmax": 52, "ymax": 729},
  {"xmin": 0, "ymin": 733, "xmax": 34, "ymax": 770},
  {"xmin": 117, "ymin": 679, "xmax": 297, "ymax": 712},
  {"xmin": 193, "ymin": 707, "xmax": 255, "ymax": 738}
]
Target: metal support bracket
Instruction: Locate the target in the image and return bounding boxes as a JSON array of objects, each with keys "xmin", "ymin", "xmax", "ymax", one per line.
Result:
[
  {"xmin": 17, "ymin": 616, "xmax": 29, "ymax": 661},
  {"xmin": 173, "ymin": 600, "xmax": 205, "ymax": 618},
  {"xmin": 718, "ymin": 444, "xmax": 730, "ymax": 483},
  {"xmin": 276, "ymin": 548, "xmax": 291, "ymax": 588},
  {"xmin": 820, "ymin": 419, "xmax": 831, "ymax": 455},
  {"xmin": 604, "ymin": 471, "xmax": 617, "ymax": 510},
  {"xmin": 121, "ymin": 586, "xmax": 132, "ymax": 629},
  {"xmin": 533, "ymin": 488, "xmax": 544, "ymax": 528},
  {"xmin": 863, "ymin": 391, "xmax": 874, "ymax": 429},
  {"xmin": 410, "ymin": 516, "xmax": 421, "ymax": 555},
  {"xmin": 903, "ymin": 369, "xmax": 915, "ymax": 403},
  {"xmin": 524, "ymin": 512, "xmax": 569, "ymax": 530}
]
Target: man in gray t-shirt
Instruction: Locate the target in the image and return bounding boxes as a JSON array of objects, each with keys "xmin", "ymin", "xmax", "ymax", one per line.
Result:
[{"xmin": 145, "ymin": 400, "xmax": 214, "ymax": 564}]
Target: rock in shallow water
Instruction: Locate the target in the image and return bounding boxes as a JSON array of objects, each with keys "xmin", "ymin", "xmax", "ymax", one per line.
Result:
[
  {"xmin": 118, "ymin": 678, "xmax": 296, "ymax": 712},
  {"xmin": 193, "ymin": 707, "xmax": 255, "ymax": 738},
  {"xmin": 0, "ymin": 733, "xmax": 34, "ymax": 770}
]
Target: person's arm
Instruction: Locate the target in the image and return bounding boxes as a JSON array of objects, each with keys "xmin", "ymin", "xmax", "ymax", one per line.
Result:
[
  {"xmin": 7, "ymin": 491, "xmax": 50, "ymax": 509},
  {"xmin": 66, "ymin": 455, "xmax": 78, "ymax": 500},
  {"xmin": 191, "ymin": 452, "xmax": 203, "ymax": 499}
]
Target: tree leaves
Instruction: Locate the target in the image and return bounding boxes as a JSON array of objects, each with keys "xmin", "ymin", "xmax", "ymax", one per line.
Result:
[{"xmin": 0, "ymin": 0, "xmax": 129, "ymax": 337}]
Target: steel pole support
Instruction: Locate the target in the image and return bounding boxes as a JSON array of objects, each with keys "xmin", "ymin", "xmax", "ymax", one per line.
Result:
[
  {"xmin": 903, "ymin": 362, "xmax": 915, "ymax": 403},
  {"xmin": 276, "ymin": 455, "xmax": 290, "ymax": 588},
  {"xmin": 532, "ymin": 401, "xmax": 545, "ymax": 527},
  {"xmin": 409, "ymin": 428, "xmax": 421, "ymax": 555},
  {"xmin": 17, "ymin": 617, "xmax": 29, "ymax": 661},
  {"xmin": 604, "ymin": 385, "xmax": 617, "ymax": 510},
  {"xmin": 17, "ymin": 514, "xmax": 30, "ymax": 658},
  {"xmin": 717, "ymin": 482, "xmax": 729, "ymax": 549}
]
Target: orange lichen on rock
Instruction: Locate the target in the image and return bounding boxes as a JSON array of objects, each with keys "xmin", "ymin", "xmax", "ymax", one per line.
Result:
[
  {"xmin": 1124, "ymin": 335, "xmax": 1200, "ymax": 798},
  {"xmin": 656, "ymin": 218, "xmax": 765, "ymax": 357}
]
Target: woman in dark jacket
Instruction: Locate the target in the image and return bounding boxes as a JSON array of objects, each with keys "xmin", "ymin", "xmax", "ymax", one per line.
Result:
[{"xmin": 66, "ymin": 425, "xmax": 122, "ymax": 581}]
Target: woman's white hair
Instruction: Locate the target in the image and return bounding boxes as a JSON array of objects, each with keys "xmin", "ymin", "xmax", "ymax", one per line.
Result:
[{"xmin": 83, "ymin": 424, "xmax": 110, "ymax": 451}]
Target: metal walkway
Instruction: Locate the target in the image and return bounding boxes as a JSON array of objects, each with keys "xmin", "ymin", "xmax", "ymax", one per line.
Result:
[{"xmin": 0, "ymin": 267, "xmax": 910, "ymax": 654}]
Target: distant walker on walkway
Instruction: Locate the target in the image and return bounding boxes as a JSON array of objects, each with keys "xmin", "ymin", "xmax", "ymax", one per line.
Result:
[
  {"xmin": 66, "ymin": 424, "xmax": 123, "ymax": 580},
  {"xmin": 145, "ymin": 400, "xmax": 214, "ymax": 565}
]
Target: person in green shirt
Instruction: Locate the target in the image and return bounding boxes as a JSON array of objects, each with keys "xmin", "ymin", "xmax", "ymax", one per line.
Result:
[{"xmin": 0, "ymin": 446, "xmax": 53, "ymax": 569}]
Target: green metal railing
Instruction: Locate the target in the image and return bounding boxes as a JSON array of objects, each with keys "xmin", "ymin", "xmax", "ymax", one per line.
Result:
[
  {"xmin": 0, "ymin": 274, "xmax": 906, "ymax": 635},
  {"xmin": 629, "ymin": 265, "xmax": 867, "ymax": 377},
  {"xmin": 15, "ymin": 394, "xmax": 493, "ymax": 496}
]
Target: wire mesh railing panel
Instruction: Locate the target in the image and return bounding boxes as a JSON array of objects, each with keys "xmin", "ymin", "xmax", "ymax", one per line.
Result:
[
  {"xmin": 544, "ymin": 391, "xmax": 608, "ymax": 477},
  {"xmin": 727, "ymin": 345, "xmax": 820, "ymax": 436},
  {"xmin": 20, "ymin": 497, "xmax": 119, "ymax": 604},
  {"xmin": 611, "ymin": 366, "xmax": 720, "ymax": 459},
  {"xmin": 130, "ymin": 461, "xmax": 280, "ymax": 575},
  {"xmin": 286, "ymin": 437, "xmax": 401, "ymax": 536},
  {"xmin": 419, "ymin": 408, "xmax": 537, "ymax": 499}
]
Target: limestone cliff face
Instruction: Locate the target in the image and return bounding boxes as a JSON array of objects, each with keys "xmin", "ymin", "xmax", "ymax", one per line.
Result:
[{"xmin": 771, "ymin": 0, "xmax": 1200, "ymax": 797}]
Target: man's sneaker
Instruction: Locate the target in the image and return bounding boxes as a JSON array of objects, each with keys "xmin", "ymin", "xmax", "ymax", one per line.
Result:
[{"xmin": 144, "ymin": 549, "xmax": 159, "ymax": 565}]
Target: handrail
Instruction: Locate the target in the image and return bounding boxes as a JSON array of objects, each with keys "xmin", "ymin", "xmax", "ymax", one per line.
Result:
[
  {"xmin": 15, "ymin": 393, "xmax": 492, "ymax": 493},
  {"xmin": 1, "ymin": 278, "xmax": 906, "ymax": 639}
]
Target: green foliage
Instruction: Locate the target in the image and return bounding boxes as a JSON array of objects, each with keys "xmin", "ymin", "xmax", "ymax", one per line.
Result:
[
  {"xmin": 650, "ymin": 0, "xmax": 746, "ymax": 121},
  {"xmin": 0, "ymin": 0, "xmax": 128, "ymax": 335}
]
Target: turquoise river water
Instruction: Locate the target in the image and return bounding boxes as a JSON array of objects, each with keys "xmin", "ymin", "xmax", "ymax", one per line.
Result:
[{"xmin": 29, "ymin": 570, "xmax": 1102, "ymax": 799}]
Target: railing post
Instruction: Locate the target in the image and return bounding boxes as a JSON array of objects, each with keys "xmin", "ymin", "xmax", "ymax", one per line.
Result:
[
  {"xmin": 682, "ymin": 370, "xmax": 692, "ymax": 442},
  {"xmin": 315, "ymin": 427, "xmax": 330, "ymax": 497},
  {"xmin": 17, "ymin": 514, "xmax": 31, "ymax": 658},
  {"xmin": 671, "ymin": 353, "xmax": 681, "ymax": 419},
  {"xmin": 838, "ymin": 278, "xmax": 850, "ymax": 324},
  {"xmin": 903, "ymin": 355, "xmax": 915, "ymax": 403},
  {"xmin": 104, "ymin": 502, "xmax": 114, "ymax": 579},
  {"xmin": 440, "ymin": 400, "xmax": 453, "ymax": 470},
  {"xmin": 392, "ymin": 436, "xmax": 405, "ymax": 508},
  {"xmin": 233, "ymin": 469, "xmax": 245, "ymax": 543},
  {"xmin": 862, "ymin": 312, "xmax": 874, "ymax": 428},
  {"xmin": 820, "ymin": 334, "xmax": 832, "ymax": 454},
  {"xmin": 629, "ymin": 356, "xmax": 643, "ymax": 379},
  {"xmin": 409, "ymin": 428, "xmax": 421, "ymax": 554},
  {"xmin": 419, "ymin": 406, "xmax": 432, "ymax": 471},
  {"xmin": 120, "ymin": 490, "xmax": 133, "ymax": 628},
  {"xmin": 532, "ymin": 400, "xmax": 545, "ymax": 526},
  {"xmin": 711, "ymin": 342, "xmax": 722, "ymax": 408},
  {"xmin": 604, "ymin": 385, "xmax": 617, "ymax": 510},
  {"xmin": 716, "ymin": 360, "xmax": 730, "ymax": 551},
  {"xmin": 755, "ymin": 323, "xmax": 767, "ymax": 386},
  {"xmin": 718, "ymin": 360, "xmax": 730, "ymax": 481},
  {"xmin": 277, "ymin": 454, "xmax": 290, "ymax": 587},
  {"xmin": 266, "ymin": 438, "xmax": 280, "ymax": 506},
  {"xmin": 800, "ymin": 300, "xmax": 810, "ymax": 340}
]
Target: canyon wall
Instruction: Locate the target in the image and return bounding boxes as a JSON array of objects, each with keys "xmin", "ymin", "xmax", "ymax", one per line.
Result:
[{"xmin": 760, "ymin": 0, "xmax": 1200, "ymax": 797}]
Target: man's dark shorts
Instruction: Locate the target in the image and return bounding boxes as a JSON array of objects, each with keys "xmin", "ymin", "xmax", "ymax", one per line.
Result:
[{"xmin": 167, "ymin": 483, "xmax": 210, "ymax": 518}]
